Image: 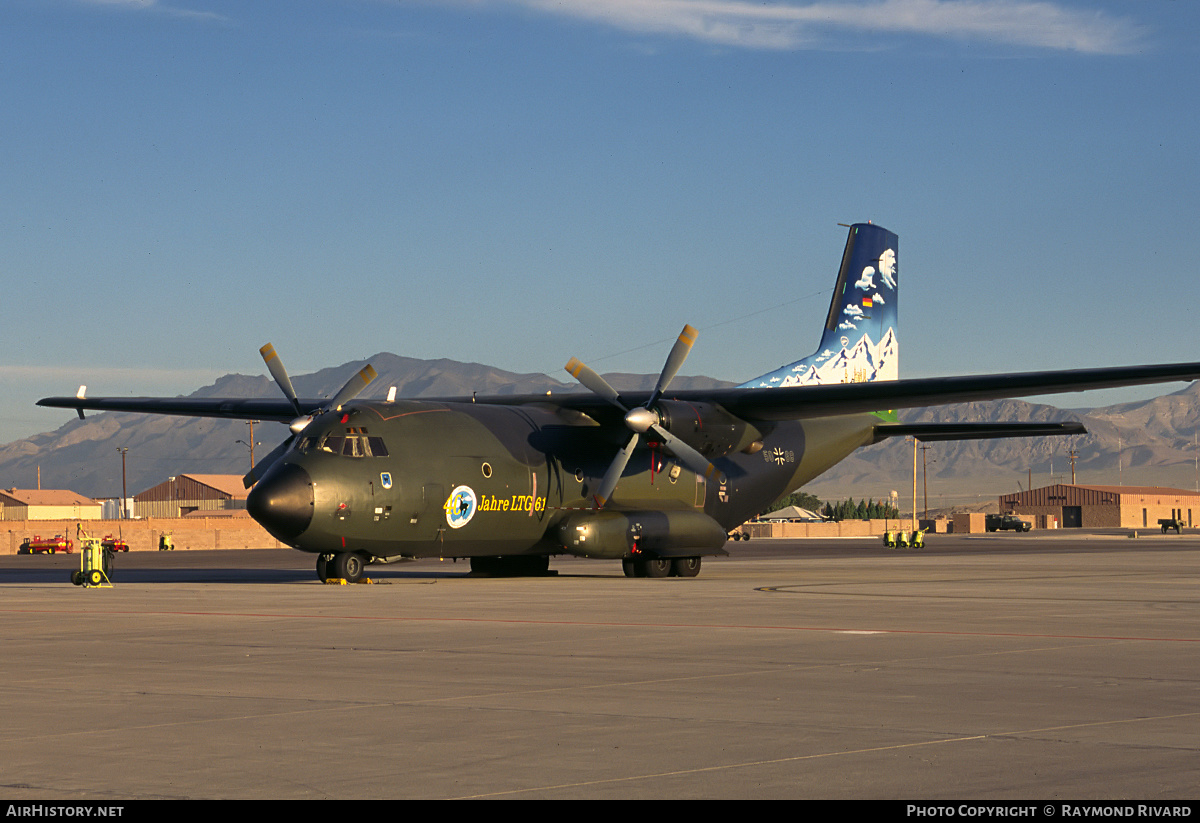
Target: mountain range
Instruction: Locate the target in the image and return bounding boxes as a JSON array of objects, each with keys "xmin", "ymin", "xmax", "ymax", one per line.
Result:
[
  {"xmin": 6, "ymin": 353, "xmax": 1200, "ymax": 506},
  {"xmin": 2, "ymin": 353, "xmax": 730, "ymax": 499}
]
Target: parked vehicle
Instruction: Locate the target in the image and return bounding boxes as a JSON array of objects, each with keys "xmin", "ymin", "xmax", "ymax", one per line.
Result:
[
  {"xmin": 17, "ymin": 535, "xmax": 73, "ymax": 554},
  {"xmin": 985, "ymin": 514, "xmax": 1031, "ymax": 532},
  {"xmin": 101, "ymin": 535, "xmax": 129, "ymax": 552}
]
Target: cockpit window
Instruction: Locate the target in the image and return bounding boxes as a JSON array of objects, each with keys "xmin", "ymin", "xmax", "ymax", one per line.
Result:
[{"xmin": 303, "ymin": 428, "xmax": 389, "ymax": 458}]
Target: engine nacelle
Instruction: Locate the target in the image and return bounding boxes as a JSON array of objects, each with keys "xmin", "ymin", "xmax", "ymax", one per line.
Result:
[
  {"xmin": 654, "ymin": 400, "xmax": 764, "ymax": 458},
  {"xmin": 554, "ymin": 509, "xmax": 729, "ymax": 559}
]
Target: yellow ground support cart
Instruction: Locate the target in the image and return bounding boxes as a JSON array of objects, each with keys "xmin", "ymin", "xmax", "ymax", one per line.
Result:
[{"xmin": 70, "ymin": 530, "xmax": 114, "ymax": 588}]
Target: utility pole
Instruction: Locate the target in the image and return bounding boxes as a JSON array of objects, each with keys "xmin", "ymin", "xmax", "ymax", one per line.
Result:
[
  {"xmin": 920, "ymin": 443, "xmax": 934, "ymax": 521},
  {"xmin": 237, "ymin": 420, "xmax": 261, "ymax": 470},
  {"xmin": 116, "ymin": 447, "xmax": 128, "ymax": 519},
  {"xmin": 1068, "ymin": 448, "xmax": 1078, "ymax": 484}
]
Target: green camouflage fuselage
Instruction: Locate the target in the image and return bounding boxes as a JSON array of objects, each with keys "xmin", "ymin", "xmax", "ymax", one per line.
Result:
[{"xmin": 260, "ymin": 398, "xmax": 879, "ymax": 560}]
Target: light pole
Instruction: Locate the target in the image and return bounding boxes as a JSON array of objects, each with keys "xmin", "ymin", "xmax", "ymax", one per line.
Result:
[
  {"xmin": 911, "ymin": 437, "xmax": 918, "ymax": 532},
  {"xmin": 921, "ymin": 444, "xmax": 936, "ymax": 521}
]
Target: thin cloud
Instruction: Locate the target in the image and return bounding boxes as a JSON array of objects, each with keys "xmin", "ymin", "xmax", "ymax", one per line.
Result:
[
  {"xmin": 76, "ymin": 0, "xmax": 228, "ymax": 22},
  {"xmin": 513, "ymin": 0, "xmax": 1147, "ymax": 54}
]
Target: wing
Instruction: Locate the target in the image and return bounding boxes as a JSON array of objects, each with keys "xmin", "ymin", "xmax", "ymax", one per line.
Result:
[
  {"xmin": 39, "ymin": 361, "xmax": 1200, "ymax": 424},
  {"xmin": 464, "ymin": 361, "xmax": 1200, "ymax": 422},
  {"xmin": 36, "ymin": 395, "xmax": 317, "ymax": 422},
  {"xmin": 38, "ymin": 348, "xmax": 379, "ymax": 424}
]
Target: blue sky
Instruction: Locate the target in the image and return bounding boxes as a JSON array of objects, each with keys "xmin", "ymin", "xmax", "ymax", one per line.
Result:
[{"xmin": 3, "ymin": 0, "xmax": 1198, "ymax": 444}]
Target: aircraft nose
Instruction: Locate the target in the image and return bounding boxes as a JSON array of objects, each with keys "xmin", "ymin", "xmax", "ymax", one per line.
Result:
[{"xmin": 247, "ymin": 462, "xmax": 314, "ymax": 543}]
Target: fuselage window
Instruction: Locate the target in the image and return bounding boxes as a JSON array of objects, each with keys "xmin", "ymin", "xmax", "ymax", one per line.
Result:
[
  {"xmin": 321, "ymin": 435, "xmax": 344, "ymax": 454},
  {"xmin": 366, "ymin": 436, "xmax": 389, "ymax": 457}
]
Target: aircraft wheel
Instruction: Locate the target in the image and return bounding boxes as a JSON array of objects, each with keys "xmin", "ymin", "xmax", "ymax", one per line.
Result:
[
  {"xmin": 316, "ymin": 554, "xmax": 329, "ymax": 582},
  {"xmin": 622, "ymin": 559, "xmax": 638, "ymax": 578},
  {"xmin": 643, "ymin": 558, "xmax": 672, "ymax": 578},
  {"xmin": 332, "ymin": 552, "xmax": 365, "ymax": 583},
  {"xmin": 672, "ymin": 557, "xmax": 701, "ymax": 578},
  {"xmin": 342, "ymin": 552, "xmax": 364, "ymax": 583}
]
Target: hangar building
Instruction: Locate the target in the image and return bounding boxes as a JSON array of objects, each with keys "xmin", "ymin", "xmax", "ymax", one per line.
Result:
[
  {"xmin": 133, "ymin": 474, "xmax": 250, "ymax": 519},
  {"xmin": 999, "ymin": 484, "xmax": 1200, "ymax": 529},
  {"xmin": 0, "ymin": 489, "xmax": 102, "ymax": 521}
]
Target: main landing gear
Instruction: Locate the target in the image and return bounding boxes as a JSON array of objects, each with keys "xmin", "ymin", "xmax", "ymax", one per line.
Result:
[
  {"xmin": 317, "ymin": 551, "xmax": 367, "ymax": 583},
  {"xmin": 621, "ymin": 556, "xmax": 702, "ymax": 578}
]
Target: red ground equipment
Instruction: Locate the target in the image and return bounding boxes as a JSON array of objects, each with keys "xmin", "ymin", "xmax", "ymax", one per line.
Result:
[{"xmin": 18, "ymin": 535, "xmax": 74, "ymax": 555}]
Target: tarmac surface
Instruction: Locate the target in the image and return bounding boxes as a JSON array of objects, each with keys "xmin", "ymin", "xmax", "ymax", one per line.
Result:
[{"xmin": 2, "ymin": 532, "xmax": 1198, "ymax": 799}]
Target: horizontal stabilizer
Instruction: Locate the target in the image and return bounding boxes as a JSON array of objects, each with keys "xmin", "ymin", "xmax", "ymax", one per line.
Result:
[{"xmin": 874, "ymin": 422, "xmax": 1087, "ymax": 443}]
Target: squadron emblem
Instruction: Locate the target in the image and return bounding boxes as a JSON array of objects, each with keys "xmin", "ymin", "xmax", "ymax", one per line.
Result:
[{"xmin": 445, "ymin": 485, "xmax": 477, "ymax": 529}]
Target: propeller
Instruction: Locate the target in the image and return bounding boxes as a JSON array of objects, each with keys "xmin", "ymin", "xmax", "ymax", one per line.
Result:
[
  {"xmin": 260, "ymin": 343, "xmax": 302, "ymax": 417},
  {"xmin": 243, "ymin": 344, "xmax": 378, "ymax": 487},
  {"xmin": 565, "ymin": 324, "xmax": 721, "ymax": 507}
]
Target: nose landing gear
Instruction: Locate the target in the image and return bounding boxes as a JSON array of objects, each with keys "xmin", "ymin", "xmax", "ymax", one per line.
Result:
[{"xmin": 317, "ymin": 552, "xmax": 367, "ymax": 583}]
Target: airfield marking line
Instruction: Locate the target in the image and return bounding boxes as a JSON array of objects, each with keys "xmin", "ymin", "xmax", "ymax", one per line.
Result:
[
  {"xmin": 0, "ymin": 607, "xmax": 1197, "ymax": 643},
  {"xmin": 0, "ymin": 638, "xmax": 1128, "ymax": 716},
  {"xmin": 453, "ymin": 711, "xmax": 1200, "ymax": 799},
  {"xmin": 762, "ymin": 587, "xmax": 1200, "ymax": 605}
]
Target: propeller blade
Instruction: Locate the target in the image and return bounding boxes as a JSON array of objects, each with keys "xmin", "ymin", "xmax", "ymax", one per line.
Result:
[
  {"xmin": 648, "ymin": 324, "xmax": 698, "ymax": 407},
  {"xmin": 328, "ymin": 364, "xmax": 378, "ymax": 409},
  {"xmin": 593, "ymin": 432, "xmax": 639, "ymax": 508},
  {"xmin": 260, "ymin": 343, "xmax": 302, "ymax": 417},
  {"xmin": 570, "ymin": 323, "xmax": 709, "ymax": 507},
  {"xmin": 565, "ymin": 357, "xmax": 627, "ymax": 410},
  {"xmin": 650, "ymin": 423, "xmax": 721, "ymax": 483},
  {"xmin": 243, "ymin": 436, "xmax": 294, "ymax": 488}
]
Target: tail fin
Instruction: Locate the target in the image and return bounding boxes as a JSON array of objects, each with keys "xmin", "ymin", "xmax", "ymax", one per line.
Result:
[{"xmin": 740, "ymin": 223, "xmax": 898, "ymax": 388}]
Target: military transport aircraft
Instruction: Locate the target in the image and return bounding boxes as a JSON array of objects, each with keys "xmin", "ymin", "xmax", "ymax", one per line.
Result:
[{"xmin": 39, "ymin": 224, "xmax": 1200, "ymax": 581}]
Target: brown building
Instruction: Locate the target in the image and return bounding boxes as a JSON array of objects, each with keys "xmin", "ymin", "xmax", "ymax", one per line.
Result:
[
  {"xmin": 999, "ymin": 484, "xmax": 1200, "ymax": 529},
  {"xmin": 133, "ymin": 474, "xmax": 249, "ymax": 519},
  {"xmin": 0, "ymin": 488, "xmax": 102, "ymax": 521}
]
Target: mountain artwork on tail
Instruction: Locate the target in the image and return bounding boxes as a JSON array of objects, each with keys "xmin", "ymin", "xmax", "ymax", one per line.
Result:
[{"xmin": 741, "ymin": 223, "xmax": 898, "ymax": 388}]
